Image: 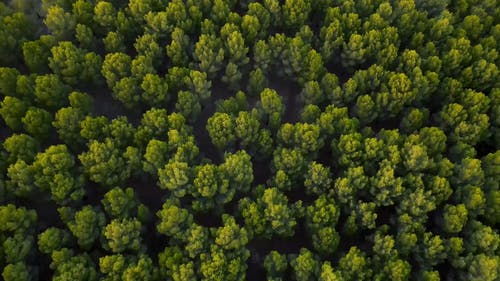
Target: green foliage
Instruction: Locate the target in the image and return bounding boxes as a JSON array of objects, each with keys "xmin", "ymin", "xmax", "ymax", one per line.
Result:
[
  {"xmin": 156, "ymin": 198, "xmax": 192, "ymax": 239},
  {"xmin": 22, "ymin": 107, "xmax": 52, "ymax": 140},
  {"xmin": 44, "ymin": 5, "xmax": 75, "ymax": 41},
  {"xmin": 3, "ymin": 133, "xmax": 40, "ymax": 164},
  {"xmin": 79, "ymin": 139, "xmax": 138, "ymax": 187},
  {"xmin": 2, "ymin": 262, "xmax": 31, "ymax": 281},
  {"xmin": 290, "ymin": 248, "xmax": 320, "ymax": 281},
  {"xmin": 193, "ymin": 34, "xmax": 225, "ymax": 78},
  {"xmin": 158, "ymin": 161, "xmax": 191, "ymax": 197},
  {"xmin": 32, "ymin": 144, "xmax": 85, "ymax": 204},
  {"xmin": 101, "ymin": 52, "xmax": 131, "ymax": 88},
  {"xmin": 0, "ymin": 96, "xmax": 27, "ymax": 130},
  {"xmin": 101, "ymin": 187, "xmax": 137, "ymax": 219},
  {"xmin": 206, "ymin": 112, "xmax": 236, "ymax": 150},
  {"xmin": 49, "ymin": 41, "xmax": 102, "ymax": 85},
  {"xmin": 66, "ymin": 206, "xmax": 106, "ymax": 250},
  {"xmin": 0, "ymin": 1, "xmax": 499, "ymax": 280},
  {"xmin": 34, "ymin": 74, "xmax": 70, "ymax": 110},
  {"xmin": 239, "ymin": 187, "xmax": 298, "ymax": 238},
  {"xmin": 305, "ymin": 195, "xmax": 340, "ymax": 255},
  {"xmin": 52, "ymin": 254, "xmax": 98, "ymax": 281},
  {"xmin": 38, "ymin": 227, "xmax": 71, "ymax": 254},
  {"xmin": 103, "ymin": 218, "xmax": 142, "ymax": 253}
]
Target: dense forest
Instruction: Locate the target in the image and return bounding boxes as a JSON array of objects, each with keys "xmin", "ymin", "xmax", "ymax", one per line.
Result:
[{"xmin": 0, "ymin": 0, "xmax": 499, "ymax": 280}]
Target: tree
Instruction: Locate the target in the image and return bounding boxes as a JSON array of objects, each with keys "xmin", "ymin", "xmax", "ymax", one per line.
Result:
[
  {"xmin": 264, "ymin": 251, "xmax": 288, "ymax": 280},
  {"xmin": 300, "ymin": 80, "xmax": 324, "ymax": 105},
  {"xmin": 52, "ymin": 254, "xmax": 98, "ymax": 281},
  {"xmin": 319, "ymin": 262, "xmax": 342, "ymax": 281},
  {"xmin": 380, "ymin": 259, "xmax": 411, "ymax": 281},
  {"xmin": 79, "ymin": 138, "xmax": 138, "ymax": 187},
  {"xmin": 142, "ymin": 139, "xmax": 168, "ymax": 175},
  {"xmin": 400, "ymin": 108, "xmax": 429, "ymax": 133},
  {"xmin": 184, "ymin": 224, "xmax": 210, "ymax": 259},
  {"xmin": 75, "ymin": 24, "xmax": 96, "ymax": 51},
  {"xmin": 112, "ymin": 77, "xmax": 140, "ymax": 109},
  {"xmin": 341, "ymin": 34, "xmax": 366, "ymax": 69},
  {"xmin": 0, "ymin": 204, "xmax": 37, "ymax": 235},
  {"xmin": 416, "ymin": 232, "xmax": 446, "ymax": 267},
  {"xmin": 1, "ymin": 8, "xmax": 35, "ymax": 62},
  {"xmin": 53, "ymin": 107, "xmax": 86, "ymax": 148},
  {"xmin": 214, "ymin": 214, "xmax": 249, "ymax": 252},
  {"xmin": 37, "ymin": 227, "xmax": 71, "ymax": 255},
  {"xmin": 156, "ymin": 198, "xmax": 193, "ymax": 240},
  {"xmin": 3, "ymin": 232, "xmax": 34, "ymax": 263},
  {"xmin": 401, "ymin": 141, "xmax": 431, "ymax": 173},
  {"xmin": 176, "ymin": 90, "xmax": 201, "ymax": 121},
  {"xmin": 199, "ymin": 244, "xmax": 248, "ymax": 280},
  {"xmin": 80, "ymin": 115, "xmax": 108, "ymax": 141},
  {"xmin": 157, "ymin": 161, "xmax": 192, "ymax": 198},
  {"xmin": 442, "ymin": 204, "xmax": 468, "ymax": 233},
  {"xmin": 234, "ymin": 111, "xmax": 261, "ymax": 147},
  {"xmin": 335, "ymin": 132, "xmax": 364, "ymax": 168},
  {"xmin": 34, "ymin": 74, "xmax": 70, "ymax": 110},
  {"xmin": 219, "ymin": 150, "xmax": 254, "ymax": 194},
  {"xmin": 6, "ymin": 159, "xmax": 36, "ymax": 197},
  {"xmin": 141, "ymin": 73, "xmax": 169, "ymax": 107},
  {"xmin": 49, "ymin": 41, "xmax": 102, "ymax": 85},
  {"xmin": 134, "ymin": 108, "xmax": 170, "ymax": 148},
  {"xmin": 338, "ymin": 247, "xmax": 372, "ymax": 281},
  {"xmin": 206, "ymin": 112, "xmax": 236, "ymax": 150},
  {"xmin": 67, "ymin": 205, "xmax": 106, "ymax": 250},
  {"xmin": 22, "ymin": 107, "xmax": 52, "ymax": 140},
  {"xmin": 183, "ymin": 70, "xmax": 211, "ymax": 102},
  {"xmin": 239, "ymin": 187, "xmax": 298, "ymax": 238},
  {"xmin": 259, "ymin": 88, "xmax": 284, "ymax": 130},
  {"xmin": 101, "ymin": 187, "xmax": 137, "ymax": 219},
  {"xmin": 192, "ymin": 163, "xmax": 232, "ymax": 211},
  {"xmin": 99, "ymin": 254, "xmax": 130, "ymax": 281},
  {"xmin": 463, "ymin": 254, "xmax": 499, "ymax": 281},
  {"xmin": 354, "ymin": 94, "xmax": 377, "ymax": 124},
  {"xmin": 221, "ymin": 62, "xmax": 243, "ymax": 91},
  {"xmin": 134, "ymin": 33, "xmax": 162, "ymax": 63},
  {"xmin": 241, "ymin": 14, "xmax": 260, "ymax": 44},
  {"xmin": 103, "ymin": 31, "xmax": 126, "ymax": 53},
  {"xmin": 103, "ymin": 218, "xmax": 142, "ymax": 253},
  {"xmin": 282, "ymin": 0, "xmax": 311, "ymax": 30},
  {"xmin": 44, "ymin": 5, "xmax": 75, "ymax": 40},
  {"xmin": 247, "ymin": 68, "xmax": 268, "ymax": 96},
  {"xmin": 121, "ymin": 254, "xmax": 158, "ymax": 281},
  {"xmin": 304, "ymin": 162, "xmax": 332, "ymax": 196},
  {"xmin": 166, "ymin": 27, "xmax": 190, "ymax": 66},
  {"xmin": 272, "ymin": 148, "xmax": 306, "ymax": 182},
  {"xmin": 2, "ymin": 261, "xmax": 32, "ymax": 281},
  {"xmin": 320, "ymin": 19, "xmax": 344, "ymax": 63},
  {"xmin": 465, "ymin": 220, "xmax": 499, "ymax": 255},
  {"xmin": 22, "ymin": 35, "xmax": 56, "ymax": 73},
  {"xmin": 101, "ymin": 52, "xmax": 131, "ymax": 88},
  {"xmin": 72, "ymin": 0, "xmax": 94, "ymax": 26},
  {"xmin": 193, "ymin": 34, "xmax": 225, "ymax": 78},
  {"xmin": 93, "ymin": 1, "xmax": 116, "ymax": 32},
  {"xmin": 216, "ymin": 91, "xmax": 247, "ymax": 115},
  {"xmin": 290, "ymin": 248, "xmax": 320, "ymax": 281},
  {"xmin": 0, "ymin": 67, "xmax": 20, "ymax": 96},
  {"xmin": 3, "ymin": 133, "xmax": 40, "ymax": 164},
  {"xmin": 32, "ymin": 144, "xmax": 85, "ymax": 204},
  {"xmin": 305, "ymin": 195, "xmax": 340, "ymax": 255},
  {"xmin": 253, "ymin": 40, "xmax": 272, "ymax": 72},
  {"xmin": 0, "ymin": 96, "xmax": 27, "ymax": 130}
]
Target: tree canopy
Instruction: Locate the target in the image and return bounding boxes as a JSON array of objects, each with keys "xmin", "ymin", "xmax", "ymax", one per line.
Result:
[{"xmin": 0, "ymin": 0, "xmax": 498, "ymax": 280}]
